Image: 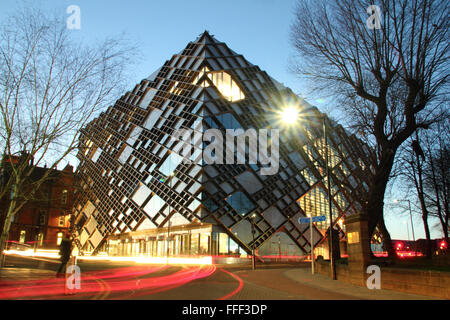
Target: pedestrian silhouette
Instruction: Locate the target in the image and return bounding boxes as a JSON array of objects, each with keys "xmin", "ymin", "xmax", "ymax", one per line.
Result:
[{"xmin": 56, "ymin": 234, "xmax": 73, "ymax": 277}]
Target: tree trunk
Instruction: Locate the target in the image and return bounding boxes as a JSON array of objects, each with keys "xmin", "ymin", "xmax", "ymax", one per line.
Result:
[
  {"xmin": 414, "ymin": 151, "xmax": 433, "ymax": 259},
  {"xmin": 378, "ymin": 214, "xmax": 396, "ymax": 260},
  {"xmin": 0, "ymin": 185, "xmax": 18, "ymax": 268},
  {"xmin": 367, "ymin": 149, "xmax": 397, "ymax": 259}
]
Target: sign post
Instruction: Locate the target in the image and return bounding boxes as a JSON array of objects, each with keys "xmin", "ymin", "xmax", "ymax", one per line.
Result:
[
  {"xmin": 310, "ymin": 216, "xmax": 314, "ymax": 274},
  {"xmin": 299, "ymin": 215, "xmax": 326, "ymax": 275}
]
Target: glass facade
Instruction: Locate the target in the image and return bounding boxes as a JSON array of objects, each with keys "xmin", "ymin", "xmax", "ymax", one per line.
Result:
[
  {"xmin": 107, "ymin": 229, "xmax": 243, "ymax": 258},
  {"xmin": 73, "ymin": 31, "xmax": 371, "ymax": 259},
  {"xmin": 226, "ymin": 191, "xmax": 256, "ymax": 216}
]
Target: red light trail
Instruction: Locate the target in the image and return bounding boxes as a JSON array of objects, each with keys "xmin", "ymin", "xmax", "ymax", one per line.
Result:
[{"xmin": 0, "ymin": 264, "xmax": 217, "ymax": 300}]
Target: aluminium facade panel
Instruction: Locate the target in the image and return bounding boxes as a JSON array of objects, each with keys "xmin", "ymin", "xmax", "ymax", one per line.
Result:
[{"xmin": 72, "ymin": 31, "xmax": 372, "ymax": 257}]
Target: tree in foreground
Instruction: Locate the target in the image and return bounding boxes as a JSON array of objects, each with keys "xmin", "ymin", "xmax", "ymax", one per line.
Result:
[
  {"xmin": 0, "ymin": 6, "xmax": 134, "ymax": 266},
  {"xmin": 290, "ymin": 0, "xmax": 449, "ymax": 258}
]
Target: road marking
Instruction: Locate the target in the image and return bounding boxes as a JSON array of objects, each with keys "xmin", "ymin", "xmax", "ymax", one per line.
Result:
[
  {"xmin": 217, "ymin": 269, "xmax": 244, "ymax": 300},
  {"xmin": 98, "ymin": 278, "xmax": 111, "ymax": 300},
  {"xmin": 91, "ymin": 277, "xmax": 109, "ymax": 300}
]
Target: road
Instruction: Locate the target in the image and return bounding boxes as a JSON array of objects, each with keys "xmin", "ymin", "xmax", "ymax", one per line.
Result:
[{"xmin": 0, "ymin": 254, "xmax": 432, "ymax": 300}]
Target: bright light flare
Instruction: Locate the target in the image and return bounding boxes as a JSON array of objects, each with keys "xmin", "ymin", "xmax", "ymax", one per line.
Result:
[
  {"xmin": 4, "ymin": 249, "xmax": 60, "ymax": 259},
  {"xmin": 78, "ymin": 255, "xmax": 213, "ymax": 265},
  {"xmin": 4, "ymin": 249, "xmax": 213, "ymax": 265},
  {"xmin": 280, "ymin": 106, "xmax": 300, "ymax": 125}
]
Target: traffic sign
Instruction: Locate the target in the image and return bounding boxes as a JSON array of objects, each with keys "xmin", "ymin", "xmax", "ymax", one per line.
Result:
[
  {"xmin": 312, "ymin": 215, "xmax": 326, "ymax": 222},
  {"xmin": 298, "ymin": 215, "xmax": 326, "ymax": 224},
  {"xmin": 298, "ymin": 217, "xmax": 311, "ymax": 224}
]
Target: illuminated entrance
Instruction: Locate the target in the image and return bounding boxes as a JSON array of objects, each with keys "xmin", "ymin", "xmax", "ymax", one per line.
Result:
[{"xmin": 106, "ymin": 223, "xmax": 243, "ymax": 258}]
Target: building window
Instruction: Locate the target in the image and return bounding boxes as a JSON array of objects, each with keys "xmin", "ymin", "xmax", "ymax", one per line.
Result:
[
  {"xmin": 199, "ymin": 233, "xmax": 209, "ymax": 255},
  {"xmin": 190, "ymin": 234, "xmax": 199, "ymax": 255},
  {"xmin": 38, "ymin": 211, "xmax": 47, "ymax": 226},
  {"xmin": 19, "ymin": 230, "xmax": 26, "ymax": 244},
  {"xmin": 58, "ymin": 215, "xmax": 65, "ymax": 227},
  {"xmin": 57, "ymin": 232, "xmax": 64, "ymax": 245},
  {"xmin": 37, "ymin": 233, "xmax": 44, "ymax": 246},
  {"xmin": 225, "ymin": 191, "xmax": 256, "ymax": 216},
  {"xmin": 193, "ymin": 67, "xmax": 245, "ymax": 102},
  {"xmin": 218, "ymin": 233, "xmax": 229, "ymax": 255},
  {"xmin": 208, "ymin": 71, "xmax": 245, "ymax": 102},
  {"xmin": 61, "ymin": 190, "xmax": 68, "ymax": 205}
]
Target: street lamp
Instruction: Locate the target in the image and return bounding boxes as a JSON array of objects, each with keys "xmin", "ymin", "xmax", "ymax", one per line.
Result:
[
  {"xmin": 403, "ymin": 221, "xmax": 410, "ymax": 241},
  {"xmin": 308, "ymin": 212, "xmax": 315, "ymax": 275},
  {"xmin": 280, "ymin": 106, "xmax": 336, "ymax": 280},
  {"xmin": 166, "ymin": 171, "xmax": 175, "ymax": 262},
  {"xmin": 394, "ymin": 199, "xmax": 416, "ymax": 255},
  {"xmin": 251, "ymin": 213, "xmax": 256, "ymax": 271}
]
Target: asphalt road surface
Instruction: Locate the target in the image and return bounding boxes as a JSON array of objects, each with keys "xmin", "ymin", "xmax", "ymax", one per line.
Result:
[{"xmin": 0, "ymin": 254, "xmax": 418, "ymax": 300}]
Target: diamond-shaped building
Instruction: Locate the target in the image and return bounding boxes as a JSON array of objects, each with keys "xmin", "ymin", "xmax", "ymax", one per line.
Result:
[{"xmin": 72, "ymin": 31, "xmax": 372, "ymax": 261}]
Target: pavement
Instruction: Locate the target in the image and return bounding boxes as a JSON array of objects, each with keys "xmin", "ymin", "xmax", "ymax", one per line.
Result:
[
  {"xmin": 0, "ymin": 255, "xmax": 440, "ymax": 300},
  {"xmin": 0, "ymin": 267, "xmax": 56, "ymax": 281},
  {"xmin": 218, "ymin": 263, "xmax": 436, "ymax": 300}
]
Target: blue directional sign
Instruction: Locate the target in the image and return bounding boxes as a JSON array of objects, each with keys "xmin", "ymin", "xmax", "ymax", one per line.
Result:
[
  {"xmin": 298, "ymin": 215, "xmax": 326, "ymax": 224},
  {"xmin": 312, "ymin": 215, "xmax": 326, "ymax": 222},
  {"xmin": 298, "ymin": 217, "xmax": 312, "ymax": 224}
]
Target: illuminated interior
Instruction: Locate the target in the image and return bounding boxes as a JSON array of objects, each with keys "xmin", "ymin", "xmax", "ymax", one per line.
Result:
[
  {"xmin": 207, "ymin": 71, "xmax": 245, "ymax": 102},
  {"xmin": 105, "ymin": 227, "xmax": 244, "ymax": 259},
  {"xmin": 193, "ymin": 66, "xmax": 245, "ymax": 102}
]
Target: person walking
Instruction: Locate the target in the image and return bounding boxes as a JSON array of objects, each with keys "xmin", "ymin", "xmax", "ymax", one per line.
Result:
[{"xmin": 56, "ymin": 234, "xmax": 73, "ymax": 277}]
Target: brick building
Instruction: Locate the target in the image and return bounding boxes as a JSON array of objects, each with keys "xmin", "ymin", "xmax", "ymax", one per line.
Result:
[{"xmin": 0, "ymin": 157, "xmax": 75, "ymax": 250}]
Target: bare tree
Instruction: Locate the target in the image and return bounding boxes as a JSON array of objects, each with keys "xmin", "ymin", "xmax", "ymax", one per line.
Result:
[
  {"xmin": 290, "ymin": 0, "xmax": 449, "ymax": 258},
  {"xmin": 0, "ymin": 6, "xmax": 134, "ymax": 266},
  {"xmin": 422, "ymin": 121, "xmax": 449, "ymax": 244},
  {"xmin": 397, "ymin": 117, "xmax": 449, "ymax": 257},
  {"xmin": 402, "ymin": 134, "xmax": 432, "ymax": 257}
]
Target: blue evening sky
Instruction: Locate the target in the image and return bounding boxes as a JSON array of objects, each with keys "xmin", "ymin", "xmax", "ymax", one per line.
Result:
[{"xmin": 0, "ymin": 0, "xmax": 443, "ymax": 240}]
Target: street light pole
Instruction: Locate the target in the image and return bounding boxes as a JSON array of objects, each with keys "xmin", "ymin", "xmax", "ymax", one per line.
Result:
[
  {"xmin": 394, "ymin": 199, "xmax": 417, "ymax": 256},
  {"xmin": 166, "ymin": 172, "xmax": 174, "ymax": 263},
  {"xmin": 310, "ymin": 214, "xmax": 315, "ymax": 275},
  {"xmin": 407, "ymin": 200, "xmax": 417, "ymax": 255},
  {"xmin": 323, "ymin": 116, "xmax": 336, "ymax": 280},
  {"xmin": 280, "ymin": 106, "xmax": 336, "ymax": 278},
  {"xmin": 251, "ymin": 213, "xmax": 256, "ymax": 271}
]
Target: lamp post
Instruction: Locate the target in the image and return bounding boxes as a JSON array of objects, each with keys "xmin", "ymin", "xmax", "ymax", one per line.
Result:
[
  {"xmin": 309, "ymin": 213, "xmax": 315, "ymax": 275},
  {"xmin": 280, "ymin": 107, "xmax": 336, "ymax": 279},
  {"xmin": 394, "ymin": 199, "xmax": 416, "ymax": 255},
  {"xmin": 323, "ymin": 116, "xmax": 337, "ymax": 280},
  {"xmin": 251, "ymin": 213, "xmax": 256, "ymax": 271},
  {"xmin": 166, "ymin": 172, "xmax": 174, "ymax": 262}
]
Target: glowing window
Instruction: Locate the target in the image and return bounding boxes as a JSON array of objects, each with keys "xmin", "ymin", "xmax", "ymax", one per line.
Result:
[
  {"xmin": 84, "ymin": 140, "xmax": 94, "ymax": 155},
  {"xmin": 37, "ymin": 233, "xmax": 44, "ymax": 246},
  {"xmin": 19, "ymin": 230, "xmax": 26, "ymax": 243},
  {"xmin": 57, "ymin": 232, "xmax": 63, "ymax": 245},
  {"xmin": 208, "ymin": 71, "xmax": 245, "ymax": 102},
  {"xmin": 193, "ymin": 67, "xmax": 245, "ymax": 102},
  {"xmin": 61, "ymin": 190, "xmax": 68, "ymax": 205},
  {"xmin": 58, "ymin": 215, "xmax": 65, "ymax": 227}
]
